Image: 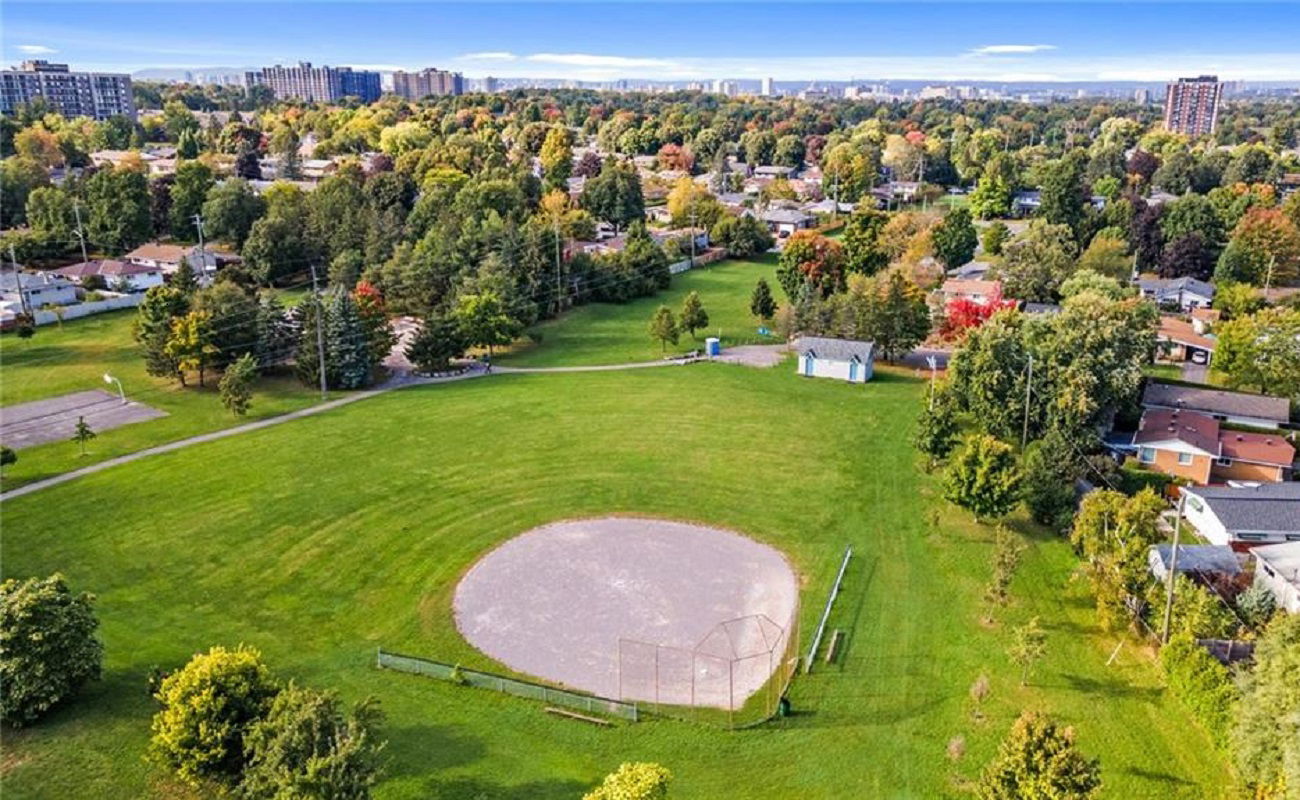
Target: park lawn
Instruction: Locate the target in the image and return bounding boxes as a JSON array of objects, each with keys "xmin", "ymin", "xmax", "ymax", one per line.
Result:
[
  {"xmin": 1, "ymin": 365, "xmax": 1232, "ymax": 799},
  {"xmin": 0, "ymin": 309, "xmax": 331, "ymax": 489},
  {"xmin": 498, "ymin": 256, "xmax": 782, "ymax": 367}
]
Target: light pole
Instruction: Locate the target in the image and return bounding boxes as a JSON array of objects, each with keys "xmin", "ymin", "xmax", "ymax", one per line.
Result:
[{"xmin": 103, "ymin": 373, "xmax": 126, "ymax": 404}]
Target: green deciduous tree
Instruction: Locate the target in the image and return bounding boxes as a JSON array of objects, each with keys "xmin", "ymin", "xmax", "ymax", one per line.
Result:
[
  {"xmin": 1232, "ymin": 613, "xmax": 1300, "ymax": 798},
  {"xmin": 0, "ymin": 574, "xmax": 102, "ymax": 726},
  {"xmin": 711, "ymin": 214, "xmax": 772, "ymax": 259},
  {"xmin": 1020, "ymin": 431, "xmax": 1080, "ymax": 531},
  {"xmin": 218, "ymin": 352, "xmax": 258, "ymax": 416},
  {"xmin": 977, "ymin": 711, "xmax": 1101, "ymax": 800},
  {"xmin": 580, "ymin": 160, "xmax": 644, "ymax": 232},
  {"xmin": 1008, "ymin": 616, "xmax": 1048, "ymax": 685},
  {"xmin": 454, "ymin": 289, "xmax": 521, "ymax": 359},
  {"xmin": 981, "ymin": 221, "xmax": 1010, "ymax": 256},
  {"xmin": 914, "ymin": 390, "xmax": 959, "ymax": 468},
  {"xmin": 169, "ymin": 160, "xmax": 215, "ymax": 238},
  {"xmin": 969, "ymin": 154, "xmax": 1016, "ymax": 220},
  {"xmin": 201, "ymin": 178, "xmax": 265, "ymax": 248},
  {"xmin": 776, "ymin": 230, "xmax": 845, "ymax": 299},
  {"xmin": 149, "ymin": 645, "xmax": 279, "ymax": 790},
  {"xmin": 405, "ymin": 312, "xmax": 467, "ymax": 373},
  {"xmin": 944, "ymin": 433, "xmax": 1021, "ymax": 521},
  {"xmin": 841, "ymin": 207, "xmax": 890, "ymax": 275},
  {"xmin": 584, "ymin": 762, "xmax": 672, "ymax": 800},
  {"xmin": 539, "ymin": 126, "xmax": 574, "ymax": 192},
  {"xmin": 1069, "ymin": 489, "xmax": 1165, "ymax": 633},
  {"xmin": 1076, "ymin": 234, "xmax": 1132, "ymax": 282},
  {"xmin": 85, "ymin": 166, "xmax": 151, "ymax": 252},
  {"xmin": 679, "ymin": 291, "xmax": 708, "ymax": 340},
  {"xmin": 999, "ymin": 221, "xmax": 1078, "ymax": 303},
  {"xmin": 165, "ymin": 310, "xmax": 219, "ymax": 387},
  {"xmin": 1214, "ymin": 307, "xmax": 1300, "ymax": 396},
  {"xmin": 649, "ymin": 305, "xmax": 679, "ymax": 353},
  {"xmin": 932, "ymin": 207, "xmax": 979, "ymax": 269},
  {"xmin": 240, "ymin": 683, "xmax": 386, "ymax": 800}
]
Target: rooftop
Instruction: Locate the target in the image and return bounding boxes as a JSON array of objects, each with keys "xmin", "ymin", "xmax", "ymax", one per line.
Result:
[
  {"xmin": 793, "ymin": 336, "xmax": 875, "ymax": 363},
  {"xmin": 1251, "ymin": 542, "xmax": 1300, "ymax": 584},
  {"xmin": 1135, "ymin": 408, "xmax": 1219, "ymax": 455},
  {"xmin": 1183, "ymin": 483, "xmax": 1300, "ymax": 535},
  {"xmin": 1143, "ymin": 381, "xmax": 1290, "ymax": 424}
]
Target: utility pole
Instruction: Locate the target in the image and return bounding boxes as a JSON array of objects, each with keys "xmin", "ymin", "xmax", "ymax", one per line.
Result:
[
  {"xmin": 308, "ymin": 263, "xmax": 328, "ymax": 401},
  {"xmin": 1021, "ymin": 354, "xmax": 1033, "ymax": 447},
  {"xmin": 926, "ymin": 354, "xmax": 938, "ymax": 411},
  {"xmin": 1160, "ymin": 493, "xmax": 1186, "ymax": 645},
  {"xmin": 553, "ymin": 216, "xmax": 562, "ymax": 317},
  {"xmin": 191, "ymin": 213, "xmax": 207, "ymax": 284},
  {"xmin": 1263, "ymin": 255, "xmax": 1276, "ymax": 294},
  {"xmin": 689, "ymin": 199, "xmax": 697, "ymax": 269},
  {"xmin": 9, "ymin": 244, "xmax": 29, "ymax": 317},
  {"xmin": 72, "ymin": 200, "xmax": 90, "ymax": 265}
]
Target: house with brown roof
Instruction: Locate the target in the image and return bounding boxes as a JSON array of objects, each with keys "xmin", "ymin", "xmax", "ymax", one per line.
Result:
[
  {"xmin": 123, "ymin": 242, "xmax": 222, "ymax": 280},
  {"xmin": 1143, "ymin": 381, "xmax": 1291, "ymax": 430},
  {"xmin": 1132, "ymin": 408, "xmax": 1295, "ymax": 485},
  {"xmin": 939, "ymin": 279, "xmax": 1003, "ymax": 306},
  {"xmin": 1156, "ymin": 315, "xmax": 1215, "ymax": 365},
  {"xmin": 52, "ymin": 259, "xmax": 164, "ymax": 292}
]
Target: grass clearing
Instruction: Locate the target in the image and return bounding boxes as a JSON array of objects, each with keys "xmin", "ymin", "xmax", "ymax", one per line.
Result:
[
  {"xmin": 0, "ymin": 310, "xmax": 330, "ymax": 489},
  {"xmin": 1, "ymin": 365, "xmax": 1231, "ymax": 799},
  {"xmin": 499, "ymin": 256, "xmax": 782, "ymax": 367}
]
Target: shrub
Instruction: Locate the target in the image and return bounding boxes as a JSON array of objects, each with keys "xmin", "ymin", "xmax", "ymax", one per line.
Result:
[
  {"xmin": 0, "ymin": 574, "xmax": 103, "ymax": 726},
  {"xmin": 1160, "ymin": 634, "xmax": 1236, "ymax": 745},
  {"xmin": 584, "ymin": 762, "xmax": 672, "ymax": 800}
]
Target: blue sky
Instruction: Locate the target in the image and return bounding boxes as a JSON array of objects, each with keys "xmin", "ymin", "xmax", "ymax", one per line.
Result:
[{"xmin": 3, "ymin": 2, "xmax": 1298, "ymax": 82}]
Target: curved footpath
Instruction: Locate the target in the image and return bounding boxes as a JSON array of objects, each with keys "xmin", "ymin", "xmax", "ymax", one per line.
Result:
[{"xmin": 0, "ymin": 358, "xmax": 699, "ymax": 503}]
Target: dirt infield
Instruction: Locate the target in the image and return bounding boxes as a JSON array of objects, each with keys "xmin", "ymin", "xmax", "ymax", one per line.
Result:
[{"xmin": 453, "ymin": 517, "xmax": 798, "ymax": 707}]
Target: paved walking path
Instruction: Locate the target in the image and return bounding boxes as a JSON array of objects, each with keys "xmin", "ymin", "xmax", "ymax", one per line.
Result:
[
  {"xmin": 0, "ymin": 355, "xmax": 708, "ymax": 502},
  {"xmin": 0, "ymin": 368, "xmax": 483, "ymax": 503}
]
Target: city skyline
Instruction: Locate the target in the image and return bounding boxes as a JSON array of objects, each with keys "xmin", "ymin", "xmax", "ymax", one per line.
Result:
[{"xmin": 4, "ymin": 1, "xmax": 1300, "ymax": 84}]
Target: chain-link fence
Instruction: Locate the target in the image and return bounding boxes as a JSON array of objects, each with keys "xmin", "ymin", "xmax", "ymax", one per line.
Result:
[
  {"xmin": 377, "ymin": 649, "xmax": 639, "ymax": 722},
  {"xmin": 617, "ymin": 611, "xmax": 800, "ymax": 729}
]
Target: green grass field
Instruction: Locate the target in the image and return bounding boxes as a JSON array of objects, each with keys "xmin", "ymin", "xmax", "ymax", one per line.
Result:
[
  {"xmin": 0, "ymin": 310, "xmax": 329, "ymax": 489},
  {"xmin": 499, "ymin": 256, "xmax": 782, "ymax": 367},
  {"xmin": 1, "ymin": 364, "xmax": 1232, "ymax": 799}
]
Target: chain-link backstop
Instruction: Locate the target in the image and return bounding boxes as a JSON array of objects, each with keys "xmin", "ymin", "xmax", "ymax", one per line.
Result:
[{"xmin": 617, "ymin": 611, "xmax": 799, "ymax": 728}]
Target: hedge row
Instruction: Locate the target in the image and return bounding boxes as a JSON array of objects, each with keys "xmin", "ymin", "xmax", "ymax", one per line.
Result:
[{"xmin": 1160, "ymin": 634, "xmax": 1237, "ymax": 746}]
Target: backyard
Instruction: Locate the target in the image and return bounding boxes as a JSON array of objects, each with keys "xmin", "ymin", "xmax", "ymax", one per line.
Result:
[{"xmin": 1, "ymin": 364, "xmax": 1233, "ymax": 799}]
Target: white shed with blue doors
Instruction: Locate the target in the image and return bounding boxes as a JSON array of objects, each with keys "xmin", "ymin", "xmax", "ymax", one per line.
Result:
[{"xmin": 793, "ymin": 336, "xmax": 875, "ymax": 384}]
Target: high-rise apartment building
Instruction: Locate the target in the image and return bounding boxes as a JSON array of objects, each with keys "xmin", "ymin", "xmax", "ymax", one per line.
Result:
[
  {"xmin": 391, "ymin": 68, "xmax": 464, "ymax": 99},
  {"xmin": 244, "ymin": 62, "xmax": 382, "ymax": 103},
  {"xmin": 1163, "ymin": 75, "xmax": 1223, "ymax": 136},
  {"xmin": 1134, "ymin": 88, "xmax": 1151, "ymax": 104},
  {"xmin": 1, "ymin": 60, "xmax": 134, "ymax": 120},
  {"xmin": 761, "ymin": 77, "xmax": 774, "ymax": 97}
]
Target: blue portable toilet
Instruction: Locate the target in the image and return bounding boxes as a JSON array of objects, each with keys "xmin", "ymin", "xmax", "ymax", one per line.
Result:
[{"xmin": 705, "ymin": 337, "xmax": 721, "ymax": 357}]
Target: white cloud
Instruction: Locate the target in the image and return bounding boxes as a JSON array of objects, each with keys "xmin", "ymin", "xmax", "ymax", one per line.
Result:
[
  {"xmin": 524, "ymin": 53, "xmax": 678, "ymax": 69},
  {"xmin": 461, "ymin": 51, "xmax": 517, "ymax": 61},
  {"xmin": 17, "ymin": 44, "xmax": 58, "ymax": 55},
  {"xmin": 970, "ymin": 44, "xmax": 1056, "ymax": 56}
]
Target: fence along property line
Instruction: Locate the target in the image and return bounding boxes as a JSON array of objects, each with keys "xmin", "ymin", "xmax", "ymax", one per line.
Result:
[
  {"xmin": 804, "ymin": 545, "xmax": 853, "ymax": 674},
  {"xmin": 375, "ymin": 648, "xmax": 639, "ymax": 722}
]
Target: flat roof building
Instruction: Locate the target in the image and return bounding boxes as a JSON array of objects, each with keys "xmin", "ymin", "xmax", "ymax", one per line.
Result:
[
  {"xmin": 392, "ymin": 68, "xmax": 464, "ymax": 99},
  {"xmin": 2, "ymin": 60, "xmax": 134, "ymax": 121},
  {"xmin": 244, "ymin": 62, "xmax": 381, "ymax": 103}
]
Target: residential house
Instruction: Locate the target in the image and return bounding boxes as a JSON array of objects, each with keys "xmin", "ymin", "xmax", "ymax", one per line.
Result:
[
  {"xmin": 753, "ymin": 165, "xmax": 797, "ymax": 180},
  {"xmin": 759, "ymin": 208, "xmax": 814, "ymax": 237},
  {"xmin": 1250, "ymin": 542, "xmax": 1300, "ymax": 613},
  {"xmin": 1011, "ymin": 190, "xmax": 1041, "ymax": 217},
  {"xmin": 940, "ymin": 279, "xmax": 1003, "ymax": 306},
  {"xmin": 1022, "ymin": 302, "xmax": 1062, "ymax": 315},
  {"xmin": 1147, "ymin": 544, "xmax": 1242, "ymax": 582},
  {"xmin": 1137, "ymin": 277, "xmax": 1215, "ymax": 310},
  {"xmin": 652, "ymin": 228, "xmax": 710, "ymax": 251},
  {"xmin": 947, "ymin": 261, "xmax": 992, "ymax": 281},
  {"xmin": 1190, "ymin": 306, "xmax": 1221, "ymax": 334},
  {"xmin": 1156, "ymin": 315, "xmax": 1215, "ymax": 365},
  {"xmin": 0, "ymin": 268, "xmax": 79, "ymax": 311},
  {"xmin": 805, "ymin": 198, "xmax": 855, "ymax": 215},
  {"xmin": 52, "ymin": 259, "xmax": 164, "ymax": 292},
  {"xmin": 1142, "ymin": 381, "xmax": 1290, "ymax": 430},
  {"xmin": 1180, "ymin": 483, "xmax": 1300, "ymax": 546},
  {"xmin": 1132, "ymin": 408, "xmax": 1295, "ymax": 485},
  {"xmin": 645, "ymin": 206, "xmax": 673, "ymax": 224},
  {"xmin": 793, "ymin": 336, "xmax": 875, "ymax": 383},
  {"xmin": 1147, "ymin": 191, "xmax": 1180, "ymax": 207},
  {"xmin": 123, "ymin": 243, "xmax": 226, "ymax": 282}
]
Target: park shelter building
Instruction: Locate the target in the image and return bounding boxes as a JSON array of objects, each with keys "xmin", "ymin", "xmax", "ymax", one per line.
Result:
[{"xmin": 793, "ymin": 337, "xmax": 874, "ymax": 384}]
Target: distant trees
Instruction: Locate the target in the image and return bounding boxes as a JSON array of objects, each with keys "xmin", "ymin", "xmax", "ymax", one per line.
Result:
[
  {"xmin": 931, "ymin": 207, "xmax": 978, "ymax": 269},
  {"xmin": 0, "ymin": 574, "xmax": 102, "ymax": 726},
  {"xmin": 977, "ymin": 711, "xmax": 1101, "ymax": 800},
  {"xmin": 711, "ymin": 215, "xmax": 772, "ymax": 258}
]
